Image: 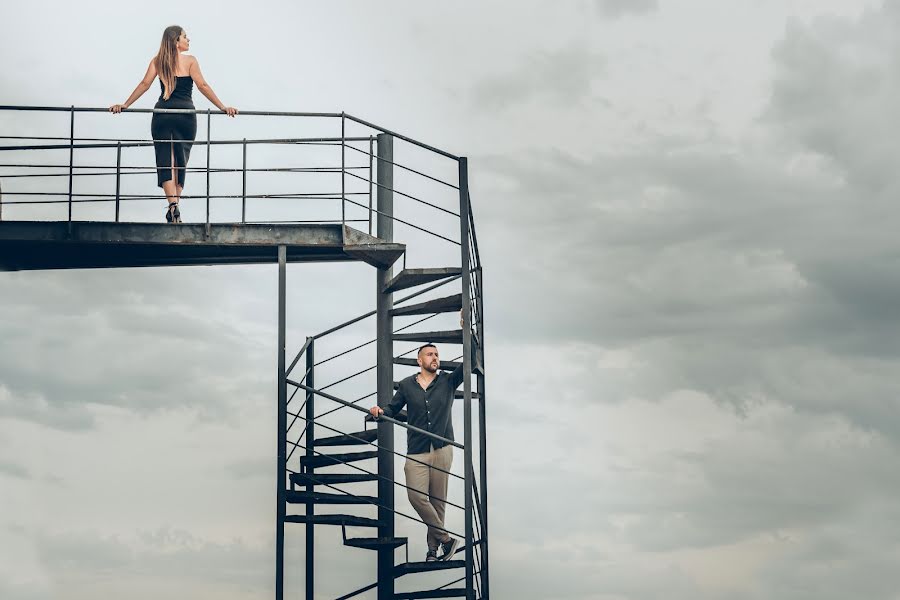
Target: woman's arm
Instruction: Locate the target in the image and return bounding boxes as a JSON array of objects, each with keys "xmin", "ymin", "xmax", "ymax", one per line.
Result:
[
  {"xmin": 109, "ymin": 59, "xmax": 157, "ymax": 113},
  {"xmin": 189, "ymin": 57, "xmax": 238, "ymax": 117}
]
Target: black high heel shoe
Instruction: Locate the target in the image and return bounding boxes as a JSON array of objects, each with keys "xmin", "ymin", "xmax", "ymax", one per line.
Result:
[
  {"xmin": 166, "ymin": 202, "xmax": 176, "ymax": 223},
  {"xmin": 173, "ymin": 202, "xmax": 182, "ymax": 223}
]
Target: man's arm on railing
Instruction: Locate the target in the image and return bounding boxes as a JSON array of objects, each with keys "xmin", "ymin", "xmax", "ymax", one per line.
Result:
[
  {"xmin": 370, "ymin": 386, "xmax": 407, "ymax": 420},
  {"xmin": 110, "ymin": 58, "xmax": 157, "ymax": 114}
]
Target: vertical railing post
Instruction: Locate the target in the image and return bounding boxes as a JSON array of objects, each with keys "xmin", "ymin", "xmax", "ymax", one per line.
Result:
[
  {"xmin": 242, "ymin": 138, "xmax": 247, "ymax": 223},
  {"xmin": 115, "ymin": 142, "xmax": 122, "ymax": 223},
  {"xmin": 368, "ymin": 136, "xmax": 374, "ymax": 236},
  {"xmin": 305, "ymin": 337, "xmax": 315, "ymax": 600},
  {"xmin": 476, "ymin": 266, "xmax": 489, "ymax": 599},
  {"xmin": 67, "ymin": 106, "xmax": 74, "ymax": 234},
  {"xmin": 375, "ymin": 132, "xmax": 394, "ymax": 600},
  {"xmin": 341, "ymin": 112, "xmax": 346, "ymax": 228},
  {"xmin": 205, "ymin": 109, "xmax": 211, "ymax": 235},
  {"xmin": 458, "ymin": 157, "xmax": 474, "ymax": 599},
  {"xmin": 275, "ymin": 245, "xmax": 287, "ymax": 600},
  {"xmin": 0, "ymin": 179, "xmax": 4, "ymax": 221}
]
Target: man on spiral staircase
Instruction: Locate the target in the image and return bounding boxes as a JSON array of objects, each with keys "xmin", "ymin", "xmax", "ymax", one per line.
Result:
[{"xmin": 369, "ymin": 313, "xmax": 474, "ymax": 563}]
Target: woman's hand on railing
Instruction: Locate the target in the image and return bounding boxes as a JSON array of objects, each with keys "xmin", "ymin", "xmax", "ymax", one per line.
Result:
[
  {"xmin": 108, "ymin": 104, "xmax": 127, "ymax": 114},
  {"xmin": 222, "ymin": 106, "xmax": 239, "ymax": 118},
  {"xmin": 369, "ymin": 406, "xmax": 384, "ymax": 419}
]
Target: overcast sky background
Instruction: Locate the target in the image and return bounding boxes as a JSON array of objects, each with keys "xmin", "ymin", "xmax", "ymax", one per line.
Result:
[{"xmin": 2, "ymin": 1, "xmax": 900, "ymax": 599}]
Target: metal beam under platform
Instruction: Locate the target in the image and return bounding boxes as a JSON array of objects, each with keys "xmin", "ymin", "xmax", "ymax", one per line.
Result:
[{"xmin": 0, "ymin": 222, "xmax": 405, "ymax": 271}]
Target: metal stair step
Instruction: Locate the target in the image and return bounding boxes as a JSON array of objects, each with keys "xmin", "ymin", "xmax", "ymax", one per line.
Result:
[
  {"xmin": 342, "ymin": 226, "xmax": 405, "ymax": 269},
  {"xmin": 393, "ymin": 329, "xmax": 463, "ymax": 345},
  {"xmin": 299, "ymin": 450, "xmax": 378, "ymax": 469},
  {"xmin": 394, "ymin": 559, "xmax": 466, "ymax": 577},
  {"xmin": 290, "ymin": 472, "xmax": 378, "ymax": 486},
  {"xmin": 393, "ymin": 357, "xmax": 460, "ymax": 371},
  {"xmin": 393, "ymin": 590, "xmax": 467, "ymax": 599},
  {"xmin": 285, "ymin": 490, "xmax": 377, "ymax": 505},
  {"xmin": 383, "ymin": 268, "xmax": 462, "ymax": 294},
  {"xmin": 315, "ymin": 429, "xmax": 378, "ymax": 447},
  {"xmin": 344, "ymin": 536, "xmax": 408, "ymax": 550},
  {"xmin": 284, "ymin": 514, "xmax": 382, "ymax": 527},
  {"xmin": 390, "ymin": 293, "xmax": 462, "ymax": 317}
]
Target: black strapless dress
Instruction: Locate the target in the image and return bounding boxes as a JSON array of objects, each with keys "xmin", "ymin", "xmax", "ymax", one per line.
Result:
[{"xmin": 150, "ymin": 76, "xmax": 197, "ymax": 188}]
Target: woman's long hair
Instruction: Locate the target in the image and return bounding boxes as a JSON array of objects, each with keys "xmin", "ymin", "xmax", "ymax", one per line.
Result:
[{"xmin": 155, "ymin": 26, "xmax": 183, "ymax": 101}]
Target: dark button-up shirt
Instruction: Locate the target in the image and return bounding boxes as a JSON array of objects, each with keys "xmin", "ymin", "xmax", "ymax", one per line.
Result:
[{"xmin": 383, "ymin": 363, "xmax": 466, "ymax": 455}]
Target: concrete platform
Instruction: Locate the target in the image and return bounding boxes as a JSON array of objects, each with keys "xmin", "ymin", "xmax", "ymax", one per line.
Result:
[{"xmin": 0, "ymin": 221, "xmax": 405, "ymax": 271}]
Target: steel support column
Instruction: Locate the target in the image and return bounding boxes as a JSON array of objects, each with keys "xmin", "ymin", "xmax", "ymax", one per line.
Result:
[
  {"xmin": 458, "ymin": 158, "xmax": 474, "ymax": 599},
  {"xmin": 305, "ymin": 338, "xmax": 315, "ymax": 600},
  {"xmin": 476, "ymin": 268, "xmax": 489, "ymax": 599},
  {"xmin": 477, "ymin": 373, "xmax": 489, "ymax": 598},
  {"xmin": 276, "ymin": 245, "xmax": 287, "ymax": 600},
  {"xmin": 375, "ymin": 133, "xmax": 394, "ymax": 600}
]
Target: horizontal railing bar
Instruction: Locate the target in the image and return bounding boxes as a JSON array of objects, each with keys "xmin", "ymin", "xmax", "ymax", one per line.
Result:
[
  {"xmin": 0, "ymin": 198, "xmax": 370, "ymax": 209},
  {"xmin": 343, "ymin": 112, "xmax": 459, "ymax": 161},
  {"xmin": 0, "ymin": 164, "xmax": 370, "ymax": 171},
  {"xmin": 344, "ymin": 169, "xmax": 460, "ymax": 217},
  {"xmin": 0, "ymin": 135, "xmax": 350, "ymax": 144},
  {"xmin": 0, "ymin": 166, "xmax": 372, "ymax": 179},
  {"xmin": 316, "ymin": 346, "xmax": 419, "ymax": 398},
  {"xmin": 0, "ymin": 137, "xmax": 370, "ymax": 152},
  {"xmin": 312, "ymin": 309, "xmax": 375, "ymax": 340},
  {"xmin": 313, "ymin": 314, "xmax": 437, "ymax": 366},
  {"xmin": 287, "ymin": 381, "xmax": 463, "ymax": 449},
  {"xmin": 0, "ymin": 105, "xmax": 461, "ymax": 163},
  {"xmin": 344, "ymin": 142, "xmax": 460, "ymax": 190},
  {"xmin": 0, "ymin": 105, "xmax": 344, "ymax": 118},
  {"xmin": 318, "ymin": 363, "xmax": 375, "ymax": 392},
  {"xmin": 343, "ymin": 197, "xmax": 461, "ymax": 246},
  {"xmin": 243, "ymin": 219, "xmax": 368, "ymax": 224},
  {"xmin": 310, "ymin": 274, "xmax": 460, "ymax": 340},
  {"xmin": 0, "ymin": 191, "xmax": 359, "ymax": 199},
  {"xmin": 313, "ymin": 390, "xmax": 376, "ymax": 421}
]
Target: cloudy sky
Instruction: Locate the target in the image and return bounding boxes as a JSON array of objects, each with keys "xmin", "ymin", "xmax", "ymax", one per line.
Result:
[{"xmin": 2, "ymin": 1, "xmax": 900, "ymax": 598}]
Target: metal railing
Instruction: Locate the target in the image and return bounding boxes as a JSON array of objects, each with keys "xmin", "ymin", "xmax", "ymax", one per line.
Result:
[{"xmin": 0, "ymin": 106, "xmax": 465, "ymax": 247}]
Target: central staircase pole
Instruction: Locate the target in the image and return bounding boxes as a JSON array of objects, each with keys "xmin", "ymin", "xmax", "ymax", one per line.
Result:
[
  {"xmin": 276, "ymin": 245, "xmax": 287, "ymax": 600},
  {"xmin": 376, "ymin": 133, "xmax": 395, "ymax": 599}
]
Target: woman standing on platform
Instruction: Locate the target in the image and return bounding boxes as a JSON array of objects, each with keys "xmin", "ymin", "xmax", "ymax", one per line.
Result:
[{"xmin": 110, "ymin": 25, "xmax": 238, "ymax": 223}]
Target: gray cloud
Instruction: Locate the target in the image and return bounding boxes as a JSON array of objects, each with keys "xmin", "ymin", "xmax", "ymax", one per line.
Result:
[
  {"xmin": 470, "ymin": 42, "xmax": 604, "ymax": 110},
  {"xmin": 595, "ymin": 0, "xmax": 659, "ymax": 19},
  {"xmin": 0, "ymin": 459, "xmax": 30, "ymax": 479}
]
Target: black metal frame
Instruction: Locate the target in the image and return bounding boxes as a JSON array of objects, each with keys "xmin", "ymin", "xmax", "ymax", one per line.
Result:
[{"xmin": 0, "ymin": 104, "xmax": 488, "ymax": 600}]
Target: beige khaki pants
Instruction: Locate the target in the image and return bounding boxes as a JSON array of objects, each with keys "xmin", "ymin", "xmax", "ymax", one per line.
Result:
[{"xmin": 404, "ymin": 444, "xmax": 453, "ymax": 551}]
